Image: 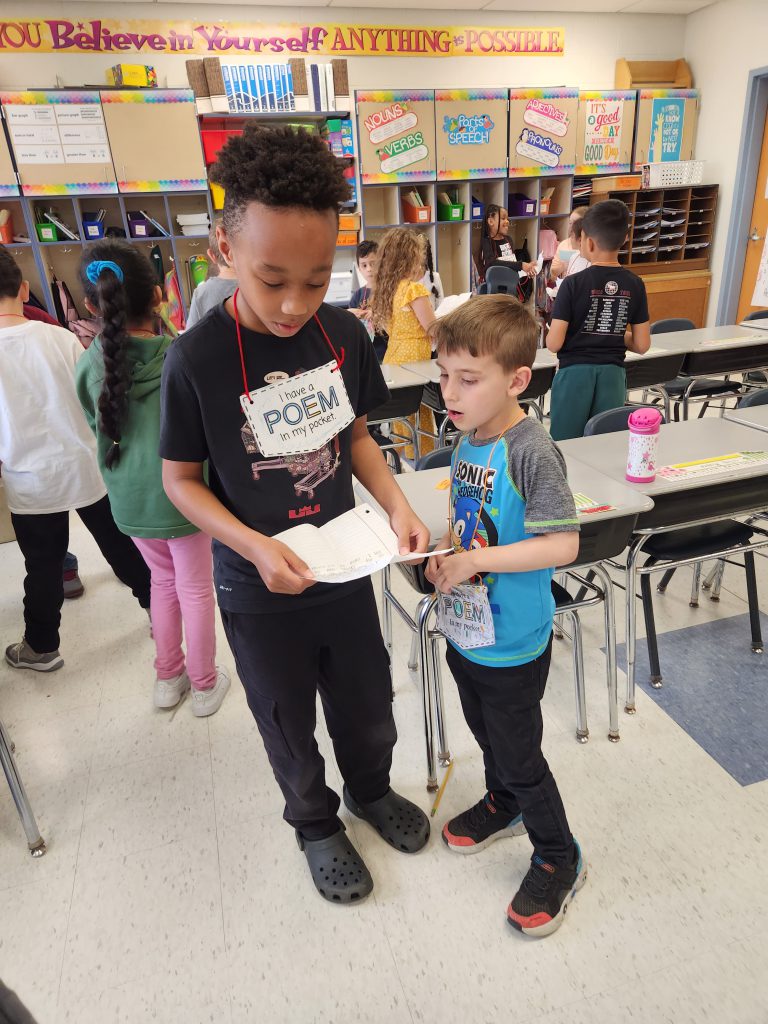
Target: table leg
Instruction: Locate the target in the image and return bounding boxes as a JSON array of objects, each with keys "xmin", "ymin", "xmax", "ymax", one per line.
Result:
[
  {"xmin": 593, "ymin": 562, "xmax": 619, "ymax": 742},
  {"xmin": 417, "ymin": 595, "xmax": 439, "ymax": 792},
  {"xmin": 624, "ymin": 534, "xmax": 649, "ymax": 715},
  {"xmin": 429, "ymin": 634, "xmax": 451, "ymax": 766},
  {"xmin": 381, "ymin": 565, "xmax": 392, "ymax": 656},
  {"xmin": 0, "ymin": 719, "xmax": 46, "ymax": 857}
]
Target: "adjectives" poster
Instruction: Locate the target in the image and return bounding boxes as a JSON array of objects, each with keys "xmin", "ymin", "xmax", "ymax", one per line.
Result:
[{"xmin": 509, "ymin": 88, "xmax": 578, "ymax": 176}]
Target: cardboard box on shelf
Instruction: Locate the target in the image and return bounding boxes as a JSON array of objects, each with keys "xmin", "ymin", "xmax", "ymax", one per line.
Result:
[{"xmin": 107, "ymin": 64, "xmax": 157, "ymax": 88}]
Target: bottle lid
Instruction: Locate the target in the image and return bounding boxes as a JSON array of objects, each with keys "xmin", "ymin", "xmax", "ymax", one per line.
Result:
[{"xmin": 628, "ymin": 407, "xmax": 662, "ymax": 434}]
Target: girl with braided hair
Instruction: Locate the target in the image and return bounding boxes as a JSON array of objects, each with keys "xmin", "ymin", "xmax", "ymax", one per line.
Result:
[{"xmin": 76, "ymin": 240, "xmax": 229, "ymax": 717}]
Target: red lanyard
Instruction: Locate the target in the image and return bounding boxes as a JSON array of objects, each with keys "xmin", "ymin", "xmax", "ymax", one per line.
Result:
[{"xmin": 233, "ymin": 288, "xmax": 345, "ymax": 405}]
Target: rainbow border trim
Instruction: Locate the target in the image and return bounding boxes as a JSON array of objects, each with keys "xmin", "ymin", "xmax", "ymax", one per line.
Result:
[
  {"xmin": 435, "ymin": 90, "xmax": 508, "ymax": 101},
  {"xmin": 438, "ymin": 167, "xmax": 506, "ymax": 181},
  {"xmin": 638, "ymin": 89, "xmax": 698, "ymax": 99},
  {"xmin": 356, "ymin": 90, "xmax": 434, "ymax": 102},
  {"xmin": 361, "ymin": 170, "xmax": 435, "ymax": 185},
  {"xmin": 509, "ymin": 88, "xmax": 578, "ymax": 101},
  {"xmin": 101, "ymin": 89, "xmax": 195, "ymax": 104},
  {"xmin": 575, "ymin": 162, "xmax": 629, "ymax": 175},
  {"xmin": 22, "ymin": 182, "xmax": 117, "ymax": 196},
  {"xmin": 0, "ymin": 183, "xmax": 20, "ymax": 197},
  {"xmin": 579, "ymin": 90, "xmax": 635, "ymax": 102},
  {"xmin": 0, "ymin": 90, "xmax": 101, "ymax": 105},
  {"xmin": 509, "ymin": 165, "xmax": 576, "ymax": 177},
  {"xmin": 118, "ymin": 178, "xmax": 208, "ymax": 192}
]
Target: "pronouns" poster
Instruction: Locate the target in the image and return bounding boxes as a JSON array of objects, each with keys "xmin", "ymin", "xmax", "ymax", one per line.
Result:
[{"xmin": 509, "ymin": 88, "xmax": 578, "ymax": 176}]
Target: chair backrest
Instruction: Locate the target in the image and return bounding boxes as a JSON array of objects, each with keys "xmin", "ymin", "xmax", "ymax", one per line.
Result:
[
  {"xmin": 650, "ymin": 317, "xmax": 696, "ymax": 335},
  {"xmin": 743, "ymin": 309, "xmax": 768, "ymax": 322},
  {"xmin": 485, "ymin": 264, "xmax": 520, "ymax": 296},
  {"xmin": 415, "ymin": 446, "xmax": 454, "ymax": 471},
  {"xmin": 737, "ymin": 388, "xmax": 768, "ymax": 408},
  {"xmin": 583, "ymin": 404, "xmax": 666, "ymax": 436}
]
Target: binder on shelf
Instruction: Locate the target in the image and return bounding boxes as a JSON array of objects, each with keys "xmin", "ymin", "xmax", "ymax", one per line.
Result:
[
  {"xmin": 290, "ymin": 58, "xmax": 310, "ymax": 112},
  {"xmin": 257, "ymin": 66, "xmax": 267, "ymax": 112},
  {"xmin": 238, "ymin": 67, "xmax": 252, "ymax": 112},
  {"xmin": 283, "ymin": 65, "xmax": 295, "ymax": 111},
  {"xmin": 222, "ymin": 66, "xmax": 235, "ymax": 111},
  {"xmin": 310, "ymin": 64, "xmax": 322, "ymax": 112},
  {"xmin": 247, "ymin": 66, "xmax": 261, "ymax": 112},
  {"xmin": 264, "ymin": 66, "xmax": 276, "ymax": 111},
  {"xmin": 318, "ymin": 65, "xmax": 329, "ymax": 112},
  {"xmin": 186, "ymin": 60, "xmax": 212, "ymax": 115},
  {"xmin": 325, "ymin": 64, "xmax": 336, "ymax": 112}
]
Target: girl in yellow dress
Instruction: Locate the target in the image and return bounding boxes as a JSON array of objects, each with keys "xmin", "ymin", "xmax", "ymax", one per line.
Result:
[{"xmin": 370, "ymin": 228, "xmax": 436, "ymax": 457}]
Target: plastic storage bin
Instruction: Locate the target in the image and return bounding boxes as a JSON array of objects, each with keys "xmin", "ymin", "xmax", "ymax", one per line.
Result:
[
  {"xmin": 402, "ymin": 203, "xmax": 431, "ymax": 224},
  {"xmin": 35, "ymin": 223, "xmax": 58, "ymax": 242},
  {"xmin": 508, "ymin": 193, "xmax": 537, "ymax": 217},
  {"xmin": 127, "ymin": 216, "xmax": 151, "ymax": 239},
  {"xmin": 437, "ymin": 201, "xmax": 464, "ymax": 222},
  {"xmin": 82, "ymin": 219, "xmax": 105, "ymax": 240},
  {"xmin": 201, "ymin": 129, "xmax": 242, "ymax": 165},
  {"xmin": 471, "ymin": 197, "xmax": 484, "ymax": 221}
]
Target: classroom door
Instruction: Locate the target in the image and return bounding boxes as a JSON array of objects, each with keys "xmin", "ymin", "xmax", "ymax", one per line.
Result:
[{"xmin": 737, "ymin": 111, "xmax": 768, "ymax": 320}]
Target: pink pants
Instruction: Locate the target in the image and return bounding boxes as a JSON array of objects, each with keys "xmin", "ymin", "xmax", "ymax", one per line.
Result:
[{"xmin": 132, "ymin": 532, "xmax": 216, "ymax": 691}]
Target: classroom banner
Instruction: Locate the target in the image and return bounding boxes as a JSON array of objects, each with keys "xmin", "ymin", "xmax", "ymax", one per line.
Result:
[{"xmin": 0, "ymin": 19, "xmax": 565, "ymax": 57}]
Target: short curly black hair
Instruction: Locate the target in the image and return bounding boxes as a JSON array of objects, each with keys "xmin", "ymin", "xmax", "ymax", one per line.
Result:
[{"xmin": 210, "ymin": 124, "xmax": 350, "ymax": 235}]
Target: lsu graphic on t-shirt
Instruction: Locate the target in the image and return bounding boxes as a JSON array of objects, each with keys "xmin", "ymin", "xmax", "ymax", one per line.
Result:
[
  {"xmin": 551, "ymin": 265, "xmax": 649, "ymax": 368},
  {"xmin": 449, "ymin": 419, "xmax": 579, "ymax": 667}
]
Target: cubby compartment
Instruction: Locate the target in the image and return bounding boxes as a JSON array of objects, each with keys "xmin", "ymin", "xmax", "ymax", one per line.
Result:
[
  {"xmin": 361, "ymin": 187, "xmax": 400, "ymax": 229},
  {"xmin": 400, "ymin": 184, "xmax": 434, "ymax": 225},
  {"xmin": 123, "ymin": 195, "xmax": 170, "ymax": 240},
  {"xmin": 7, "ymin": 245, "xmax": 47, "ymax": 306},
  {"xmin": 539, "ymin": 176, "xmax": 572, "ymax": 217},
  {"xmin": 469, "ymin": 180, "xmax": 506, "ymax": 223},
  {"xmin": 507, "ymin": 178, "xmax": 539, "ymax": 219},
  {"xmin": 174, "ymin": 237, "xmax": 213, "ymax": 308},
  {"xmin": 75, "ymin": 197, "xmax": 125, "ymax": 242},
  {"xmin": 31, "ymin": 200, "xmax": 80, "ymax": 243},
  {"xmin": 167, "ymin": 193, "xmax": 211, "ymax": 239},
  {"xmin": 436, "ymin": 222, "xmax": 470, "ymax": 296},
  {"xmin": 0, "ymin": 198, "xmax": 30, "ymax": 244},
  {"xmin": 42, "ymin": 245, "xmax": 89, "ymax": 317},
  {"xmin": 128, "ymin": 238, "xmax": 174, "ymax": 288},
  {"xmin": 436, "ymin": 182, "xmax": 469, "ymax": 223}
]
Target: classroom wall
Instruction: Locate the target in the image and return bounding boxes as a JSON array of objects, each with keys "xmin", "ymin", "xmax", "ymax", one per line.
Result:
[
  {"xmin": 684, "ymin": 0, "xmax": 768, "ymax": 324},
  {"xmin": 0, "ymin": 3, "xmax": 686, "ymax": 93}
]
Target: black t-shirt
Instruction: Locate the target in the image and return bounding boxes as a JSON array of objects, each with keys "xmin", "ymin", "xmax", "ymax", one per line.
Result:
[
  {"xmin": 350, "ymin": 286, "xmax": 388, "ymax": 362},
  {"xmin": 159, "ymin": 301, "xmax": 389, "ymax": 612},
  {"xmin": 478, "ymin": 235, "xmax": 524, "ymax": 280},
  {"xmin": 551, "ymin": 265, "xmax": 649, "ymax": 368}
]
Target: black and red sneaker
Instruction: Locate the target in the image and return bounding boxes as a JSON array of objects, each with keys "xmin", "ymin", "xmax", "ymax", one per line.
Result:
[
  {"xmin": 507, "ymin": 840, "xmax": 587, "ymax": 937},
  {"xmin": 442, "ymin": 792, "xmax": 526, "ymax": 855}
]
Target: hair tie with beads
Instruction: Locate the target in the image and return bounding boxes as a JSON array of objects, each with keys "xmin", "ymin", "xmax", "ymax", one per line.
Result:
[{"xmin": 86, "ymin": 260, "xmax": 124, "ymax": 284}]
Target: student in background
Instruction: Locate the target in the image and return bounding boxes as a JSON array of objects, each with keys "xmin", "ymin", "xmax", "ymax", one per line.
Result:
[
  {"xmin": 421, "ymin": 238, "xmax": 444, "ymax": 310},
  {"xmin": 371, "ymin": 227, "xmax": 437, "ymax": 456},
  {"xmin": 478, "ymin": 205, "xmax": 538, "ymax": 283},
  {"xmin": 185, "ymin": 218, "xmax": 238, "ymax": 330},
  {"xmin": 76, "ymin": 240, "xmax": 229, "ymax": 717},
  {"xmin": 0, "ymin": 248, "xmax": 150, "ymax": 672},
  {"xmin": 547, "ymin": 200, "xmax": 651, "ymax": 441},
  {"xmin": 160, "ymin": 125, "xmax": 430, "ymax": 903},
  {"xmin": 349, "ymin": 239, "xmax": 388, "ymax": 361},
  {"xmin": 427, "ymin": 295, "xmax": 585, "ymax": 938},
  {"xmin": 550, "ymin": 208, "xmax": 588, "ymax": 280}
]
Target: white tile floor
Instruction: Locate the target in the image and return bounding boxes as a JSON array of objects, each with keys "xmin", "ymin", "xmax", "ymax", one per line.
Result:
[{"xmin": 1, "ymin": 514, "xmax": 768, "ymax": 1023}]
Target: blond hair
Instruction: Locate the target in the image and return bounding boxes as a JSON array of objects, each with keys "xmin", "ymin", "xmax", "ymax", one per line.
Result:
[
  {"xmin": 433, "ymin": 294, "xmax": 538, "ymax": 372},
  {"xmin": 370, "ymin": 228, "xmax": 426, "ymax": 332}
]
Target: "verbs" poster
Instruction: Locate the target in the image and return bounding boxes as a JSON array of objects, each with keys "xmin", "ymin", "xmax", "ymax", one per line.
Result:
[
  {"xmin": 509, "ymin": 88, "xmax": 578, "ymax": 176},
  {"xmin": 357, "ymin": 90, "xmax": 436, "ymax": 183}
]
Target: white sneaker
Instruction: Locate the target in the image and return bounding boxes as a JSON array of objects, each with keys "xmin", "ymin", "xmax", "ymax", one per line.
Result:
[
  {"xmin": 154, "ymin": 671, "xmax": 191, "ymax": 709},
  {"xmin": 191, "ymin": 666, "xmax": 231, "ymax": 718}
]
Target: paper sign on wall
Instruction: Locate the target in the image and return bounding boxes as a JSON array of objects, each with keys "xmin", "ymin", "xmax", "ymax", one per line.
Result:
[
  {"xmin": 650, "ymin": 97, "xmax": 685, "ymax": 162},
  {"xmin": 509, "ymin": 89, "xmax": 578, "ymax": 176}
]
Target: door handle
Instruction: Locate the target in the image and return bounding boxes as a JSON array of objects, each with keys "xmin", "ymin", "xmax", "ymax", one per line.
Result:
[{"xmin": 749, "ymin": 226, "xmax": 764, "ymax": 242}]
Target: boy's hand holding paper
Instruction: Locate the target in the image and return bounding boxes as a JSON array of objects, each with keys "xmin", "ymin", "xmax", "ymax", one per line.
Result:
[{"xmin": 274, "ymin": 504, "xmax": 450, "ymax": 584}]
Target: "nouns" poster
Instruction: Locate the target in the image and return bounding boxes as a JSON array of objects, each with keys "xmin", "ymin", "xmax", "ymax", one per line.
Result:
[{"xmin": 357, "ymin": 90, "xmax": 436, "ymax": 184}]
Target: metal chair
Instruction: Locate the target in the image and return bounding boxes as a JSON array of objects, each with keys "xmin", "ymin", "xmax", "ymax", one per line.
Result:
[
  {"xmin": 485, "ymin": 265, "xmax": 521, "ymax": 296},
  {"xmin": 0, "ymin": 718, "xmax": 46, "ymax": 857},
  {"xmin": 742, "ymin": 309, "xmax": 768, "ymax": 321},
  {"xmin": 648, "ymin": 318, "xmax": 744, "ymax": 420},
  {"xmin": 737, "ymin": 388, "xmax": 768, "ymax": 408},
  {"xmin": 583, "ymin": 405, "xmax": 765, "ymax": 687}
]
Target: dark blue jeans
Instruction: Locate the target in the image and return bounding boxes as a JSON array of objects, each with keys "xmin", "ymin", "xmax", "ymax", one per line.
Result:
[{"xmin": 445, "ymin": 636, "xmax": 575, "ymax": 866}]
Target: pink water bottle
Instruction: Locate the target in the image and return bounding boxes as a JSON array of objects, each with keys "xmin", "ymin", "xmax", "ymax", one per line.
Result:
[{"xmin": 626, "ymin": 408, "xmax": 662, "ymax": 482}]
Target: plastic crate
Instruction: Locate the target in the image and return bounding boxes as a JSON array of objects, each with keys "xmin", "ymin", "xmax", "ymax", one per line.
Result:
[
  {"xmin": 127, "ymin": 216, "xmax": 151, "ymax": 239},
  {"xmin": 437, "ymin": 202, "xmax": 464, "ymax": 222},
  {"xmin": 641, "ymin": 161, "xmax": 704, "ymax": 188}
]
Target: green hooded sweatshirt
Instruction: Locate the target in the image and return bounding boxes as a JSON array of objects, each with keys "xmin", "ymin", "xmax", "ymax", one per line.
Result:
[{"xmin": 75, "ymin": 334, "xmax": 198, "ymax": 539}]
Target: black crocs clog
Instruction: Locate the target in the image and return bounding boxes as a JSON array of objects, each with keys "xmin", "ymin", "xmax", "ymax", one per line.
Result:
[
  {"xmin": 343, "ymin": 786, "xmax": 430, "ymax": 853},
  {"xmin": 296, "ymin": 824, "xmax": 373, "ymax": 904}
]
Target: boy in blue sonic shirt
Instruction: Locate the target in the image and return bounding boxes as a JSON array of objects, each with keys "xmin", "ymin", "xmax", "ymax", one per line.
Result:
[{"xmin": 426, "ymin": 295, "xmax": 585, "ymax": 937}]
